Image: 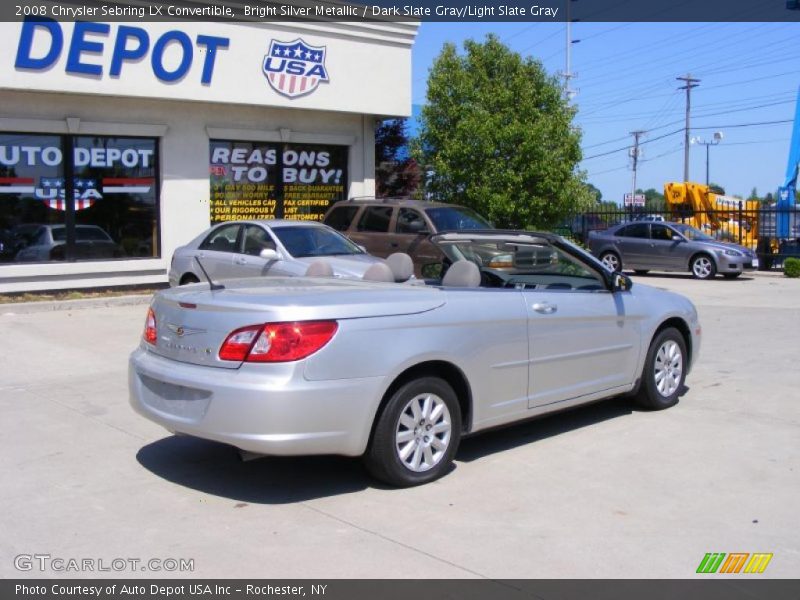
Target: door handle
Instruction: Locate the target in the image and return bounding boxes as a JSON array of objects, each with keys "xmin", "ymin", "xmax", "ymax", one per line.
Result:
[
  {"xmin": 389, "ymin": 242, "xmax": 399, "ymax": 248},
  {"xmin": 235, "ymin": 257, "xmax": 248, "ymax": 264},
  {"xmin": 532, "ymin": 302, "xmax": 557, "ymax": 314}
]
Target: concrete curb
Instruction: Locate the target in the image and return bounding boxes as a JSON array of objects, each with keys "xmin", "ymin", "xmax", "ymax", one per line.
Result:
[
  {"xmin": 749, "ymin": 270, "xmax": 786, "ymax": 278},
  {"xmin": 0, "ymin": 293, "xmax": 153, "ymax": 315}
]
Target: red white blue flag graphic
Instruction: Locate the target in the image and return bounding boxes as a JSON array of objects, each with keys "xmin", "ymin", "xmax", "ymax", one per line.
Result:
[
  {"xmin": 263, "ymin": 39, "xmax": 329, "ymax": 99},
  {"xmin": 0, "ymin": 176, "xmax": 154, "ymax": 211},
  {"xmin": 0, "ymin": 177, "xmax": 34, "ymax": 194}
]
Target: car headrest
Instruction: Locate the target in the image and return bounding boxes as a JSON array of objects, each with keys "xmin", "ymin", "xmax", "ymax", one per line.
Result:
[
  {"xmin": 441, "ymin": 260, "xmax": 481, "ymax": 287},
  {"xmin": 362, "ymin": 261, "xmax": 395, "ymax": 282},
  {"xmin": 304, "ymin": 260, "xmax": 334, "ymax": 277},
  {"xmin": 386, "ymin": 252, "xmax": 414, "ymax": 282}
]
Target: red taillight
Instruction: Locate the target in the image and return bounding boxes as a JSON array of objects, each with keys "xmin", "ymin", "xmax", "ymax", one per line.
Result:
[
  {"xmin": 218, "ymin": 324, "xmax": 263, "ymax": 361},
  {"xmin": 219, "ymin": 321, "xmax": 338, "ymax": 363},
  {"xmin": 144, "ymin": 307, "xmax": 157, "ymax": 345}
]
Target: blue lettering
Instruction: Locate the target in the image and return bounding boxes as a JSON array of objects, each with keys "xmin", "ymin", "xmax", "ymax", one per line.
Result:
[
  {"xmin": 66, "ymin": 22, "xmax": 109, "ymax": 77},
  {"xmin": 306, "ymin": 64, "xmax": 328, "ymax": 80},
  {"xmin": 263, "ymin": 57, "xmax": 284, "ymax": 73},
  {"xmin": 151, "ymin": 30, "xmax": 192, "ymax": 82},
  {"xmin": 15, "ymin": 21, "xmax": 226, "ymax": 85},
  {"xmin": 110, "ymin": 26, "xmax": 149, "ymax": 78},
  {"xmin": 15, "ymin": 17, "xmax": 63, "ymax": 71},
  {"xmin": 285, "ymin": 60, "xmax": 305, "ymax": 76},
  {"xmin": 196, "ymin": 35, "xmax": 229, "ymax": 85}
]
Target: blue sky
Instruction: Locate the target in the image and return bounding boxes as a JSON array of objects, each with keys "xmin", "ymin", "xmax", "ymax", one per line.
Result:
[{"xmin": 410, "ymin": 22, "xmax": 800, "ymax": 204}]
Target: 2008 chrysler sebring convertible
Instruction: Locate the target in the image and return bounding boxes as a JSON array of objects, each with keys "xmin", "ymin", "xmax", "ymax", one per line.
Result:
[{"xmin": 129, "ymin": 231, "xmax": 701, "ymax": 487}]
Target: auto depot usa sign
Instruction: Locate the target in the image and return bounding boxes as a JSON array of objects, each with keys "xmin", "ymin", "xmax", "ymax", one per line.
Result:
[{"xmin": 0, "ymin": 19, "xmax": 411, "ymax": 116}]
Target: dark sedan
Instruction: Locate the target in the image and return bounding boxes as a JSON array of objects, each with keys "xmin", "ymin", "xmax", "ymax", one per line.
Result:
[{"xmin": 588, "ymin": 221, "xmax": 757, "ymax": 280}]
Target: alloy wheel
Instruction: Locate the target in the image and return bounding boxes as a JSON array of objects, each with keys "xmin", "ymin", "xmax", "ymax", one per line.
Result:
[
  {"xmin": 653, "ymin": 340, "xmax": 683, "ymax": 397},
  {"xmin": 601, "ymin": 253, "xmax": 620, "ymax": 271},
  {"xmin": 395, "ymin": 393, "xmax": 452, "ymax": 473},
  {"xmin": 692, "ymin": 256, "xmax": 713, "ymax": 279}
]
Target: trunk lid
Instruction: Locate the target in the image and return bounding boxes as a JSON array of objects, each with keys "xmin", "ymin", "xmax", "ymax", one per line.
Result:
[{"xmin": 145, "ymin": 277, "xmax": 445, "ymax": 368}]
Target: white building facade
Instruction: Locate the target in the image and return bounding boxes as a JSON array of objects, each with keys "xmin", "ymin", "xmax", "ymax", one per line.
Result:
[{"xmin": 0, "ymin": 18, "xmax": 418, "ymax": 292}]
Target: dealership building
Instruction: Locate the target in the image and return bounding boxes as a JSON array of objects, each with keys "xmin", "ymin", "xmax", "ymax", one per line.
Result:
[{"xmin": 0, "ymin": 17, "xmax": 418, "ymax": 292}]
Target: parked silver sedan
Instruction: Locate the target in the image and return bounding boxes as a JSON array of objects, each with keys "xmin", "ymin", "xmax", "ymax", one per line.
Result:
[
  {"xmin": 131, "ymin": 231, "xmax": 701, "ymax": 487},
  {"xmin": 588, "ymin": 221, "xmax": 757, "ymax": 279},
  {"xmin": 169, "ymin": 220, "xmax": 385, "ymax": 286}
]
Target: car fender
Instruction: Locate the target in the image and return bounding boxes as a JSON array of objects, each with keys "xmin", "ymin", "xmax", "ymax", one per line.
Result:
[{"xmin": 687, "ymin": 248, "xmax": 718, "ymax": 271}]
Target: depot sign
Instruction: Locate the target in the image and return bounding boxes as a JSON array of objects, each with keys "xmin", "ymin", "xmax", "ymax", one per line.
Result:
[
  {"xmin": 15, "ymin": 18, "xmax": 229, "ymax": 84},
  {"xmin": 0, "ymin": 18, "xmax": 413, "ymax": 116}
]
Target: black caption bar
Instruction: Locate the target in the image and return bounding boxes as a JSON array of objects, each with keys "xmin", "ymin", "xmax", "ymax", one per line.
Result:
[
  {"xmin": 3, "ymin": 0, "xmax": 800, "ymax": 22},
  {"xmin": 5, "ymin": 580, "xmax": 800, "ymax": 600}
]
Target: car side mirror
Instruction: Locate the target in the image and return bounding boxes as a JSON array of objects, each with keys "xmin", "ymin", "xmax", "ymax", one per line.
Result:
[
  {"xmin": 407, "ymin": 220, "xmax": 429, "ymax": 234},
  {"xmin": 672, "ymin": 235, "xmax": 685, "ymax": 242},
  {"xmin": 613, "ymin": 272, "xmax": 633, "ymax": 292},
  {"xmin": 259, "ymin": 248, "xmax": 279, "ymax": 260}
]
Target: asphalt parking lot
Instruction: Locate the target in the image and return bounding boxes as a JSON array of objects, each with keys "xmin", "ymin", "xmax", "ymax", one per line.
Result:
[{"xmin": 1, "ymin": 272, "xmax": 798, "ymax": 579}]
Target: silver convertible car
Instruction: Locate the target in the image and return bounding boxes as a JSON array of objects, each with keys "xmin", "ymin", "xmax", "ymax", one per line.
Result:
[
  {"xmin": 168, "ymin": 220, "xmax": 385, "ymax": 286},
  {"xmin": 130, "ymin": 231, "xmax": 701, "ymax": 487}
]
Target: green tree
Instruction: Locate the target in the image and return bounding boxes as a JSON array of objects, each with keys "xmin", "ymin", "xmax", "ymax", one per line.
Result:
[
  {"xmin": 708, "ymin": 182, "xmax": 726, "ymax": 195},
  {"xmin": 375, "ymin": 118, "xmax": 421, "ymax": 197},
  {"xmin": 416, "ymin": 35, "xmax": 591, "ymax": 229},
  {"xmin": 585, "ymin": 182, "xmax": 603, "ymax": 204}
]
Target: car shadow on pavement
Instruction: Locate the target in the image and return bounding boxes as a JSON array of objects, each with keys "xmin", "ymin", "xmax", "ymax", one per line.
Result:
[
  {"xmin": 136, "ymin": 436, "xmax": 373, "ymax": 504},
  {"xmin": 456, "ymin": 396, "xmax": 635, "ymax": 463},
  {"xmin": 136, "ymin": 395, "xmax": 656, "ymax": 500}
]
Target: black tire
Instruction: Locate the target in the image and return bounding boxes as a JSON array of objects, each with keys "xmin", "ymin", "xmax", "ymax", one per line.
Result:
[
  {"xmin": 635, "ymin": 327, "xmax": 687, "ymax": 410},
  {"xmin": 180, "ymin": 273, "xmax": 200, "ymax": 285},
  {"xmin": 690, "ymin": 254, "xmax": 716, "ymax": 280},
  {"xmin": 599, "ymin": 251, "xmax": 622, "ymax": 272},
  {"xmin": 723, "ymin": 273, "xmax": 741, "ymax": 279},
  {"xmin": 364, "ymin": 377, "xmax": 462, "ymax": 487},
  {"xmin": 634, "ymin": 270, "xmax": 649, "ymax": 276}
]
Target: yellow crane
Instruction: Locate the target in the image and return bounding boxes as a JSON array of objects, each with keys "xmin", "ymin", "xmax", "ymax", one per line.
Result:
[{"xmin": 663, "ymin": 182, "xmax": 759, "ymax": 250}]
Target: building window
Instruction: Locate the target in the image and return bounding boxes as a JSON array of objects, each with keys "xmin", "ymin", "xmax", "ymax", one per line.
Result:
[
  {"xmin": 209, "ymin": 140, "xmax": 347, "ymax": 224},
  {"xmin": 0, "ymin": 132, "xmax": 160, "ymax": 263}
]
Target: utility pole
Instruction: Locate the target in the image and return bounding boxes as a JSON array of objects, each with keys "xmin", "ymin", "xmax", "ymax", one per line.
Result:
[
  {"xmin": 677, "ymin": 74, "xmax": 700, "ymax": 182},
  {"xmin": 564, "ymin": 0, "xmax": 579, "ymax": 102},
  {"xmin": 629, "ymin": 130, "xmax": 645, "ymax": 216}
]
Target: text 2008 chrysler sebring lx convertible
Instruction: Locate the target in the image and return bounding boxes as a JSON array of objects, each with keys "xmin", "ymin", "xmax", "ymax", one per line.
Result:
[{"xmin": 130, "ymin": 231, "xmax": 701, "ymax": 487}]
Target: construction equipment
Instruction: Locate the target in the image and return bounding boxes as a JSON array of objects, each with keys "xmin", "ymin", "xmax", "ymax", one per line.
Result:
[
  {"xmin": 663, "ymin": 181, "xmax": 759, "ymax": 249},
  {"xmin": 776, "ymin": 86, "xmax": 800, "ymax": 239}
]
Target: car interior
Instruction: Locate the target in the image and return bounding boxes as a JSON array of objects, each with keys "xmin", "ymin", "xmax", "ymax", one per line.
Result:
[{"xmin": 433, "ymin": 240, "xmax": 608, "ymax": 291}]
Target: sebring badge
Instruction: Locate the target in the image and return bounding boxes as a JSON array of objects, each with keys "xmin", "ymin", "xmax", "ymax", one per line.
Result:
[
  {"xmin": 166, "ymin": 323, "xmax": 205, "ymax": 337},
  {"xmin": 262, "ymin": 39, "xmax": 329, "ymax": 99}
]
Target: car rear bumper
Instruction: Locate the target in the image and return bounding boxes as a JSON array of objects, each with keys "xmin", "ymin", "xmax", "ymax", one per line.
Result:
[{"xmin": 129, "ymin": 347, "xmax": 385, "ymax": 457}]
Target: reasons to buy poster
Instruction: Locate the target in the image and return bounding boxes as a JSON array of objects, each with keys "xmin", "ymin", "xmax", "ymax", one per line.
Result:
[{"xmin": 209, "ymin": 141, "xmax": 347, "ymax": 224}]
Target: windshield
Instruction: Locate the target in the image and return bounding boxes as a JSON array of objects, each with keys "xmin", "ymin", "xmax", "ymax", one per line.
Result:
[
  {"xmin": 272, "ymin": 226, "xmax": 363, "ymax": 258},
  {"xmin": 673, "ymin": 224, "xmax": 713, "ymax": 241},
  {"xmin": 425, "ymin": 207, "xmax": 491, "ymax": 231}
]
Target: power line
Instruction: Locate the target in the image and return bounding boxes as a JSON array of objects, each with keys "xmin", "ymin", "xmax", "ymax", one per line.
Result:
[
  {"xmin": 582, "ymin": 119, "xmax": 793, "ymax": 162},
  {"xmin": 694, "ymin": 119, "xmax": 793, "ymax": 129},
  {"xmin": 583, "ymin": 128, "xmax": 685, "ymax": 160}
]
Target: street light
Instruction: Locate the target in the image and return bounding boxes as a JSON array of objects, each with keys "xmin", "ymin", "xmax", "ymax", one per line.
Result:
[{"xmin": 690, "ymin": 131, "xmax": 723, "ymax": 185}]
